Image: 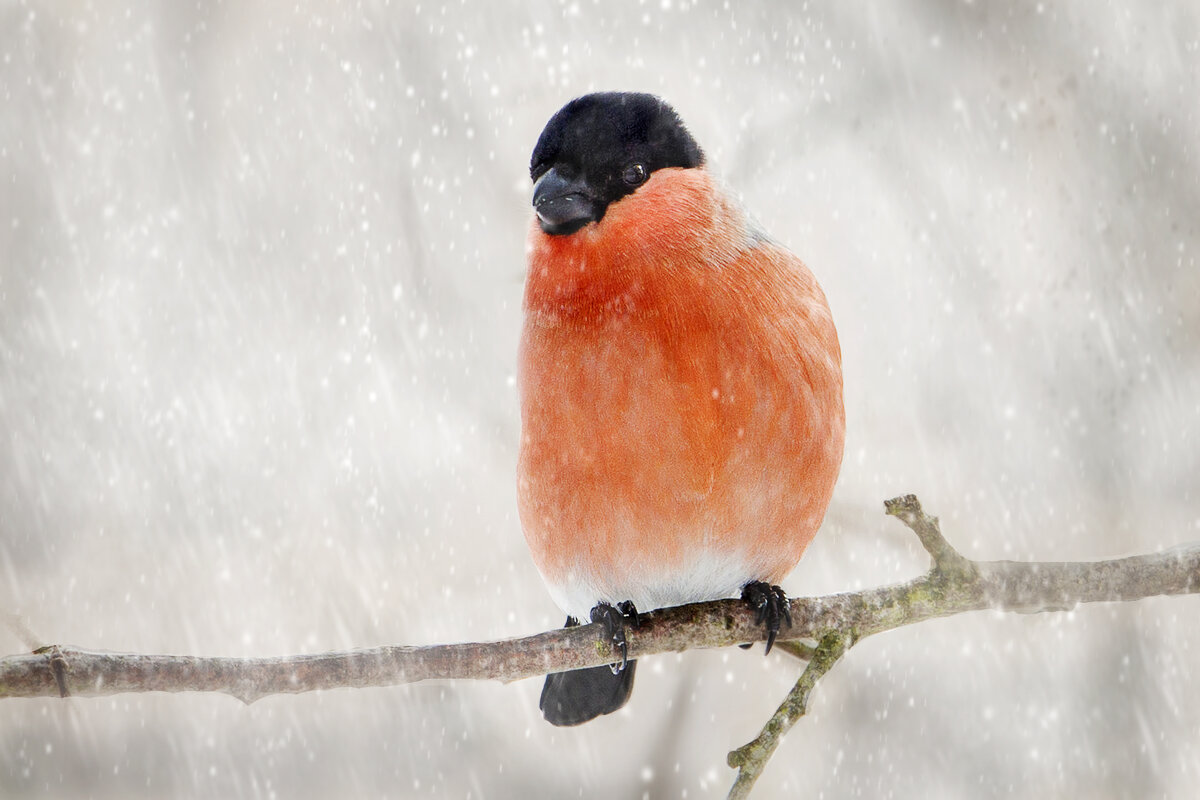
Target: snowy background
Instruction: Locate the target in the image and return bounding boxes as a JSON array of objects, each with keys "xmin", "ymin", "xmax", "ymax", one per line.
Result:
[{"xmin": 3, "ymin": 1, "xmax": 1199, "ymax": 797}]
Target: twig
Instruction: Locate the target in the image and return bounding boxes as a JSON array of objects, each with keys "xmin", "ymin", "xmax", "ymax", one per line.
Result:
[
  {"xmin": 726, "ymin": 631, "xmax": 850, "ymax": 799},
  {"xmin": 715, "ymin": 496, "xmax": 1200, "ymax": 795},
  {"xmin": 884, "ymin": 494, "xmax": 976, "ymax": 579}
]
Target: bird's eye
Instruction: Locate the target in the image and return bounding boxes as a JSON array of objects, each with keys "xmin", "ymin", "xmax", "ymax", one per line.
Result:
[{"xmin": 621, "ymin": 163, "xmax": 647, "ymax": 186}]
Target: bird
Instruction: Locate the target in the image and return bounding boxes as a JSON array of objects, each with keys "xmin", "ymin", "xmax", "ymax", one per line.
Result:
[{"xmin": 517, "ymin": 92, "xmax": 844, "ymax": 726}]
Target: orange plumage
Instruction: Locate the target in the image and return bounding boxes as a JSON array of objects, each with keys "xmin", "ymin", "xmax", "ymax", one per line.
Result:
[
  {"xmin": 518, "ymin": 93, "xmax": 844, "ymax": 724},
  {"xmin": 520, "ymin": 166, "xmax": 844, "ymax": 621}
]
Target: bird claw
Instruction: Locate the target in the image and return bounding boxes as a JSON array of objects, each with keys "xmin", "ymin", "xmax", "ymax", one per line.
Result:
[
  {"xmin": 741, "ymin": 581, "xmax": 792, "ymax": 654},
  {"xmin": 590, "ymin": 601, "xmax": 640, "ymax": 674}
]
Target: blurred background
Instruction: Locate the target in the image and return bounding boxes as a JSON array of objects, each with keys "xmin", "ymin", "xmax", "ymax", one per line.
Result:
[{"xmin": 2, "ymin": 1, "xmax": 1198, "ymax": 797}]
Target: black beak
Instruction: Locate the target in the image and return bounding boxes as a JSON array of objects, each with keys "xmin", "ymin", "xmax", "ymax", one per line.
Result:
[{"xmin": 532, "ymin": 168, "xmax": 598, "ymax": 236}]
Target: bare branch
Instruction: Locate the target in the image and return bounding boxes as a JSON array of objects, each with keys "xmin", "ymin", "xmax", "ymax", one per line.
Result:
[
  {"xmin": 2, "ymin": 548, "xmax": 1196, "ymax": 704},
  {"xmin": 884, "ymin": 493, "xmax": 976, "ymax": 579},
  {"xmin": 3, "ymin": 512, "xmax": 1198, "ymax": 703},
  {"xmin": 2, "ymin": 495, "xmax": 1198, "ymax": 798},
  {"xmin": 727, "ymin": 631, "xmax": 850, "ymax": 799}
]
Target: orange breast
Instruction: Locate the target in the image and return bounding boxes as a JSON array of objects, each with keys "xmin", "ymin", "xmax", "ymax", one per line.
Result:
[{"xmin": 518, "ymin": 168, "xmax": 844, "ymax": 619}]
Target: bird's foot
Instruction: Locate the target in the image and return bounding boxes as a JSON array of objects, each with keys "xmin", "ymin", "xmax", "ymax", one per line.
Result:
[
  {"xmin": 741, "ymin": 581, "xmax": 792, "ymax": 655},
  {"xmin": 590, "ymin": 600, "xmax": 640, "ymax": 675}
]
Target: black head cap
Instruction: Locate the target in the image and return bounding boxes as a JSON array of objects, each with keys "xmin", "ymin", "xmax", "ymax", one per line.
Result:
[{"xmin": 530, "ymin": 92, "xmax": 705, "ymax": 235}]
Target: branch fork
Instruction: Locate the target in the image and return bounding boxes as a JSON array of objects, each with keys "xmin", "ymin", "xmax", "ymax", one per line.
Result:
[{"xmin": 727, "ymin": 495, "xmax": 1026, "ymax": 797}]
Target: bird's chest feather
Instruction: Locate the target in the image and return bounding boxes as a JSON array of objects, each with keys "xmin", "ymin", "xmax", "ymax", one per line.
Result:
[
  {"xmin": 521, "ymin": 305, "xmax": 747, "ymax": 501},
  {"xmin": 517, "ymin": 296, "xmax": 767, "ymax": 616},
  {"xmin": 516, "ymin": 169, "xmax": 843, "ymax": 616},
  {"xmin": 517, "ymin": 250, "xmax": 796, "ymax": 566},
  {"xmin": 518, "ymin": 168, "xmax": 758, "ymax": 506}
]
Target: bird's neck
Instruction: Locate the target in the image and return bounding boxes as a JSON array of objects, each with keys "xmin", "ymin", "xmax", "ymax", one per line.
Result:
[{"xmin": 523, "ymin": 168, "xmax": 746, "ymax": 327}]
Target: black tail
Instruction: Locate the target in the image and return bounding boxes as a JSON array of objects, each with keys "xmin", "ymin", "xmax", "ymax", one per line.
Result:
[{"xmin": 539, "ymin": 660, "xmax": 637, "ymax": 726}]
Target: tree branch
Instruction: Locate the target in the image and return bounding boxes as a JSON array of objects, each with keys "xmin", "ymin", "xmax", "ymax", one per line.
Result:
[
  {"xmin": 884, "ymin": 493, "xmax": 977, "ymax": 579},
  {"xmin": 727, "ymin": 630, "xmax": 849, "ymax": 799},
  {"xmin": 2, "ymin": 496, "xmax": 1198, "ymax": 797}
]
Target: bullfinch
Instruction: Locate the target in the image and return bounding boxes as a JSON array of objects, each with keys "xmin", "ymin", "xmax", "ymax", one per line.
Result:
[{"xmin": 518, "ymin": 92, "xmax": 844, "ymax": 726}]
